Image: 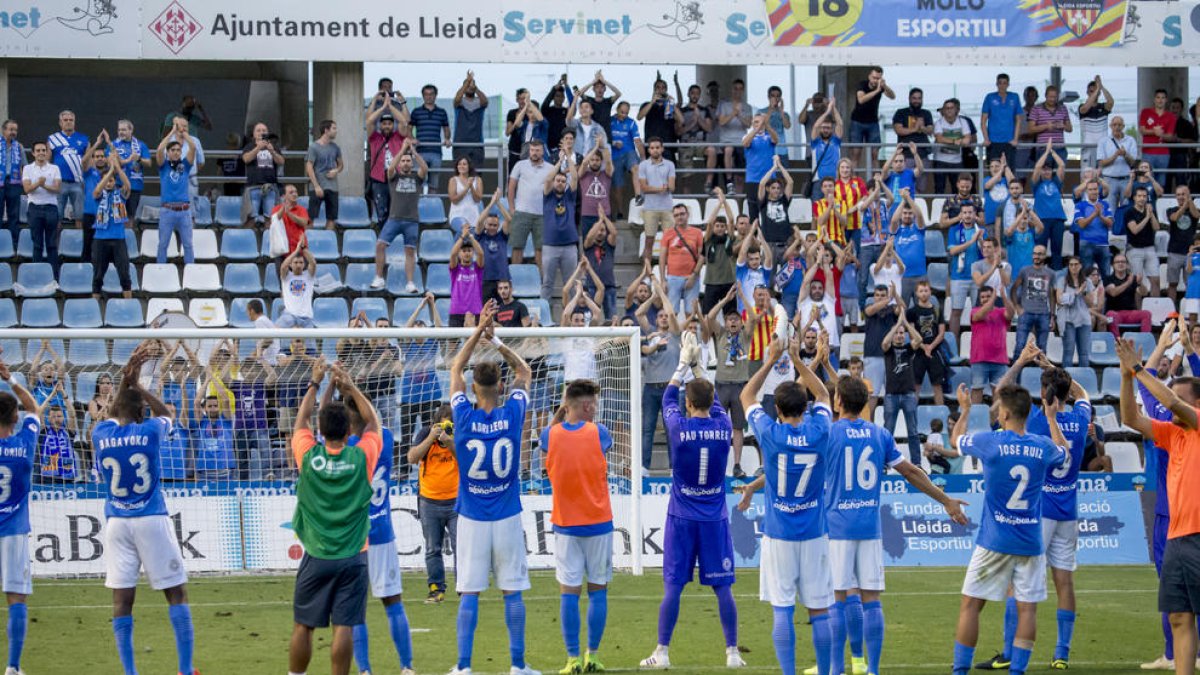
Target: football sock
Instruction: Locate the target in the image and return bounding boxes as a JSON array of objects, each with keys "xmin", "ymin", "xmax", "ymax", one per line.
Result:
[
  {"xmin": 829, "ymin": 601, "xmax": 846, "ymax": 675},
  {"xmin": 1010, "ymin": 644, "xmax": 1032, "ymax": 675},
  {"xmin": 168, "ymin": 603, "xmax": 194, "ymax": 675},
  {"xmin": 7, "ymin": 601, "xmax": 25, "ymax": 669},
  {"xmin": 1054, "ymin": 609, "xmax": 1075, "ymax": 661},
  {"xmin": 352, "ymin": 623, "xmax": 372, "ymax": 674},
  {"xmin": 386, "ymin": 602, "xmax": 414, "ymax": 668},
  {"xmin": 1163, "ymin": 612, "xmax": 1174, "ymax": 661},
  {"xmin": 113, "ymin": 614, "xmax": 137, "ymax": 675},
  {"xmin": 845, "ymin": 593, "xmax": 865, "ymax": 658},
  {"xmin": 864, "ymin": 600, "xmax": 885, "ymax": 674},
  {"xmin": 953, "ymin": 641, "xmax": 975, "ymax": 675},
  {"xmin": 587, "ymin": 588, "xmax": 608, "ymax": 652},
  {"xmin": 456, "ymin": 593, "xmax": 479, "ymax": 670},
  {"xmin": 1003, "ymin": 597, "xmax": 1018, "ymax": 660},
  {"xmin": 561, "ymin": 593, "xmax": 582, "ymax": 658},
  {"xmin": 771, "ymin": 606, "xmax": 796, "ymax": 675},
  {"xmin": 714, "ymin": 584, "xmax": 739, "ymax": 649},
  {"xmin": 812, "ymin": 613, "xmax": 833, "ymax": 675},
  {"xmin": 504, "ymin": 592, "xmax": 527, "ymax": 669},
  {"xmin": 658, "ymin": 583, "xmax": 684, "ymax": 646}
]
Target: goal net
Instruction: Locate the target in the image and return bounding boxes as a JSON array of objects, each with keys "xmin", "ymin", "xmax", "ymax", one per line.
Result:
[{"xmin": 4, "ymin": 325, "xmax": 643, "ymax": 578}]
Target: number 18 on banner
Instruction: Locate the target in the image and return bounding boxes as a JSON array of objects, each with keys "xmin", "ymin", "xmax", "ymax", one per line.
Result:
[{"xmin": 788, "ymin": 0, "xmax": 863, "ymax": 36}]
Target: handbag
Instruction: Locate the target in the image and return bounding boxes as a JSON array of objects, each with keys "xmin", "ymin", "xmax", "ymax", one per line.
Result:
[{"xmin": 268, "ymin": 212, "xmax": 291, "ymax": 257}]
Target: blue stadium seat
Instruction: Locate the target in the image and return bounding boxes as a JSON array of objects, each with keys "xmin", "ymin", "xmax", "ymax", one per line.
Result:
[
  {"xmin": 1065, "ymin": 367, "xmax": 1101, "ymax": 400},
  {"xmin": 338, "ymin": 197, "xmax": 372, "ymax": 228},
  {"xmin": 345, "ymin": 264, "xmax": 379, "ymax": 292},
  {"xmin": 215, "ymin": 196, "xmax": 243, "ymax": 226},
  {"xmin": 220, "ymin": 229, "xmax": 260, "ymax": 261},
  {"xmin": 20, "ymin": 298, "xmax": 60, "ymax": 327},
  {"xmin": 967, "ymin": 404, "xmax": 992, "ymax": 434},
  {"xmin": 342, "ymin": 230, "xmax": 378, "ymax": 260},
  {"xmin": 916, "ymin": 405, "xmax": 950, "ymax": 436},
  {"xmin": 424, "ymin": 265, "xmax": 451, "ymax": 297},
  {"xmin": 927, "ymin": 263, "xmax": 948, "ymax": 293},
  {"xmin": 146, "ymin": 298, "xmax": 183, "ymax": 322},
  {"xmin": 305, "ymin": 229, "xmax": 339, "ymax": 262},
  {"xmin": 1019, "ymin": 367, "xmax": 1043, "ymax": 398},
  {"xmin": 193, "ymin": 196, "xmax": 213, "ymax": 226},
  {"xmin": 0, "ymin": 339, "xmax": 21, "ymax": 365},
  {"xmin": 228, "ymin": 298, "xmax": 262, "ymax": 328},
  {"xmin": 102, "ymin": 265, "xmax": 139, "ymax": 294},
  {"xmin": 136, "ymin": 196, "xmax": 161, "ymax": 223},
  {"xmin": 67, "ymin": 340, "xmax": 110, "ymax": 367},
  {"xmin": 419, "ymin": 230, "xmax": 455, "ymax": 263},
  {"xmin": 510, "ymin": 265, "xmax": 541, "ymax": 298},
  {"xmin": 0, "ymin": 299, "xmax": 15, "ymax": 328},
  {"xmin": 59, "ymin": 229, "xmax": 83, "ymax": 258},
  {"xmin": 528, "ymin": 299, "xmax": 555, "ymax": 326},
  {"xmin": 75, "ymin": 372, "xmax": 102, "ymax": 402},
  {"xmin": 59, "ymin": 263, "xmax": 93, "ymax": 295},
  {"xmin": 24, "ymin": 339, "xmax": 64, "ymax": 365},
  {"xmin": 0, "ymin": 233, "xmax": 12, "ymax": 259},
  {"xmin": 224, "ymin": 264, "xmax": 263, "ymax": 295},
  {"xmin": 16, "ymin": 229, "xmax": 31, "ymax": 258},
  {"xmin": 942, "ymin": 332, "xmax": 965, "ymax": 366},
  {"xmin": 925, "ymin": 231, "xmax": 947, "ymax": 258},
  {"xmin": 270, "ymin": 297, "xmax": 285, "ymax": 322},
  {"xmin": 312, "ymin": 298, "xmax": 349, "ymax": 328},
  {"xmin": 63, "ymin": 298, "xmax": 103, "ymax": 328},
  {"xmin": 125, "ymin": 230, "xmax": 138, "ymax": 259},
  {"xmin": 392, "ymin": 297, "xmax": 428, "ymax": 325},
  {"xmin": 104, "ymin": 298, "xmax": 144, "ymax": 327},
  {"xmin": 1101, "ymin": 367, "xmax": 1122, "ymax": 400},
  {"xmin": 15, "ymin": 263, "xmax": 56, "ymax": 297},
  {"xmin": 0, "ymin": 265, "xmax": 11, "ymax": 294},
  {"xmin": 351, "ymin": 297, "xmax": 389, "ymax": 323},
  {"xmin": 386, "ymin": 265, "xmax": 424, "ymax": 295},
  {"xmin": 111, "ymin": 339, "xmax": 140, "ymax": 365},
  {"xmin": 432, "ymin": 299, "xmax": 451, "ymax": 325},
  {"xmin": 264, "ymin": 264, "xmax": 281, "ymax": 294},
  {"xmin": 418, "ymin": 196, "xmax": 447, "ymax": 224},
  {"xmin": 948, "ymin": 366, "xmax": 971, "ymax": 392},
  {"xmin": 1124, "ymin": 332, "xmax": 1155, "ymax": 359},
  {"xmin": 1088, "ymin": 332, "xmax": 1119, "ymax": 366},
  {"xmin": 314, "ymin": 263, "xmax": 342, "ymax": 290},
  {"xmin": 506, "ymin": 237, "xmax": 536, "ymax": 260}
]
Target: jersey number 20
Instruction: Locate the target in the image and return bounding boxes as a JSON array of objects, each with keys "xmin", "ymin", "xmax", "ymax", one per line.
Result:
[{"xmin": 466, "ymin": 438, "xmax": 514, "ymax": 480}]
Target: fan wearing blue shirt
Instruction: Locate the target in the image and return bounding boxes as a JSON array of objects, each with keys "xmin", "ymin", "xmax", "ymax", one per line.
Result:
[
  {"xmin": 981, "ymin": 75, "xmax": 1024, "ymax": 166},
  {"xmin": 113, "ymin": 119, "xmax": 152, "ymax": 221},
  {"xmin": 888, "ymin": 191, "xmax": 928, "ymax": 304},
  {"xmin": 47, "ymin": 110, "xmax": 88, "ymax": 230},
  {"xmin": 154, "ymin": 133, "xmax": 197, "ymax": 265},
  {"xmin": 947, "ymin": 202, "xmax": 984, "ymax": 334},
  {"xmin": 0, "ymin": 363, "xmax": 41, "ymax": 675},
  {"xmin": 1072, "ymin": 180, "xmax": 1115, "ymax": 277},
  {"xmin": 90, "ymin": 158, "xmax": 134, "ymax": 298},
  {"xmin": 946, "ymin": 382, "xmax": 1069, "ymax": 675}
]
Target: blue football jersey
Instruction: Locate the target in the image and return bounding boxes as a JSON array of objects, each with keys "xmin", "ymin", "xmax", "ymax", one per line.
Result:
[
  {"xmin": 93, "ymin": 417, "xmax": 172, "ymax": 518},
  {"xmin": 349, "ymin": 427, "xmax": 396, "ymax": 545},
  {"xmin": 663, "ymin": 384, "xmax": 734, "ymax": 522},
  {"xmin": 0, "ymin": 413, "xmax": 38, "ymax": 537},
  {"xmin": 1026, "ymin": 401, "xmax": 1091, "ymax": 521},
  {"xmin": 749, "ymin": 402, "xmax": 833, "ymax": 542},
  {"xmin": 824, "ymin": 418, "xmax": 904, "ymax": 540},
  {"xmin": 957, "ymin": 430, "xmax": 1065, "ymax": 556},
  {"xmin": 452, "ymin": 389, "xmax": 528, "ymax": 521}
]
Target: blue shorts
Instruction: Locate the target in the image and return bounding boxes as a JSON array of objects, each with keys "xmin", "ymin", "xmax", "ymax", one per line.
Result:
[
  {"xmin": 970, "ymin": 362, "xmax": 1007, "ymax": 389},
  {"xmin": 662, "ymin": 515, "xmax": 736, "ymax": 587},
  {"xmin": 380, "ymin": 218, "xmax": 419, "ymax": 248},
  {"xmin": 849, "ymin": 120, "xmax": 881, "ymax": 145}
]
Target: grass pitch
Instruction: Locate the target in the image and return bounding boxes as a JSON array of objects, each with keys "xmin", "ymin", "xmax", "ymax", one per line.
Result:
[{"xmin": 19, "ymin": 566, "xmax": 1162, "ymax": 674}]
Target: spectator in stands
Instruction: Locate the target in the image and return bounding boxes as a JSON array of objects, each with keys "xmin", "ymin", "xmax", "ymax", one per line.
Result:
[
  {"xmin": 775, "ymin": 231, "xmax": 810, "ymax": 318},
  {"xmin": 508, "ymin": 138, "xmax": 553, "ymax": 268},
  {"xmin": 86, "ymin": 373, "xmax": 115, "ymax": 440},
  {"xmin": 90, "ymin": 156, "xmax": 133, "ymax": 300},
  {"xmin": 540, "ymin": 158, "xmax": 580, "ymax": 303},
  {"xmin": 48, "ymin": 110, "xmax": 87, "ymax": 231},
  {"xmin": 112, "ymin": 120, "xmax": 150, "ymax": 224},
  {"xmin": 863, "ymin": 285, "xmax": 897, "ymax": 409},
  {"xmin": 940, "ymin": 173, "xmax": 982, "ymax": 229},
  {"xmin": 890, "ymin": 190, "xmax": 928, "ymax": 303},
  {"xmin": 505, "ymin": 88, "xmax": 547, "ymax": 168},
  {"xmin": 366, "ymin": 109, "xmax": 406, "ymax": 225},
  {"xmin": 809, "ymin": 99, "xmax": 843, "ymax": 200},
  {"xmin": 798, "ymin": 92, "xmax": 829, "ymax": 153},
  {"xmin": 608, "ymin": 101, "xmax": 643, "ymax": 219},
  {"xmin": 814, "ymin": 178, "xmax": 846, "ymax": 246},
  {"xmin": 1057, "ymin": 257, "xmax": 1096, "ymax": 367},
  {"xmin": 716, "ymin": 79, "xmax": 752, "ymax": 194},
  {"xmin": 734, "ymin": 224, "xmax": 773, "ymax": 313},
  {"xmin": 908, "ymin": 280, "xmax": 947, "ymax": 404},
  {"xmin": 448, "ymin": 229, "xmax": 484, "ymax": 327},
  {"xmin": 947, "ymin": 201, "xmax": 983, "ymax": 338},
  {"xmin": 161, "ymin": 95, "xmax": 212, "ymax": 136},
  {"xmin": 1168, "ymin": 186, "xmax": 1200, "ymax": 304},
  {"xmin": 671, "ymin": 80, "xmax": 710, "ymax": 196},
  {"xmin": 637, "ymin": 138, "xmax": 677, "ymax": 264},
  {"xmin": 579, "ymin": 70, "xmax": 622, "ymax": 136},
  {"xmin": 241, "ymin": 122, "xmax": 285, "ymax": 226},
  {"xmin": 982, "ymin": 155, "xmax": 1015, "ymax": 228},
  {"xmin": 474, "ymin": 190, "xmax": 510, "ymax": 302},
  {"xmin": 745, "ymin": 285, "xmax": 795, "ymax": 408},
  {"xmin": 981, "ymin": 74, "xmax": 1023, "ymax": 165},
  {"xmin": 761, "ymin": 85, "xmax": 792, "ymax": 164},
  {"xmin": 231, "ymin": 353, "xmax": 275, "ymax": 480},
  {"xmin": 1081, "ymin": 412, "xmax": 1112, "ymax": 473},
  {"xmin": 1104, "ymin": 254, "xmax": 1152, "ymax": 336},
  {"xmin": 856, "ymin": 176, "xmax": 894, "ymax": 308},
  {"xmin": 453, "ymin": 70, "xmax": 489, "ymax": 168},
  {"xmin": 870, "ymin": 239, "xmax": 904, "ymax": 307},
  {"xmin": 194, "ymin": 394, "xmax": 234, "ymax": 480},
  {"xmin": 411, "ymin": 84, "xmax": 451, "ymax": 190},
  {"xmin": 1139, "ymin": 88, "xmax": 1176, "ymax": 188},
  {"xmin": 1027, "ymin": 85, "xmax": 1071, "ymax": 164},
  {"xmin": 637, "ymin": 279, "xmax": 680, "ymax": 469},
  {"xmin": 271, "ymin": 184, "xmax": 311, "ymax": 272},
  {"xmin": 1073, "ymin": 179, "xmax": 1115, "ymax": 277},
  {"xmin": 304, "ymin": 120, "xmax": 342, "ymax": 229},
  {"xmin": 81, "ymin": 134, "xmax": 114, "ymax": 261},
  {"xmin": 971, "ymin": 237, "xmax": 1011, "ymax": 296},
  {"xmin": 999, "ymin": 181, "xmax": 1043, "ymax": 273},
  {"xmin": 701, "ymin": 286, "xmax": 752, "ymax": 476},
  {"xmin": 362, "ymin": 317, "xmax": 404, "ymax": 436},
  {"xmin": 624, "ymin": 262, "xmax": 659, "ymax": 324},
  {"xmin": 1168, "ymin": 97, "xmax": 1196, "ymax": 190},
  {"xmin": 932, "ymin": 98, "xmax": 974, "ymax": 195},
  {"xmin": 892, "ymin": 88, "xmax": 934, "ymax": 187},
  {"xmin": 164, "ymin": 117, "xmax": 204, "ymax": 203},
  {"xmin": 882, "ymin": 307, "xmax": 923, "ymax": 463},
  {"xmin": 245, "ymin": 299, "xmax": 280, "ymax": 366},
  {"xmin": 1124, "ymin": 186, "xmax": 1162, "ymax": 295},
  {"xmin": 700, "ymin": 190, "xmax": 736, "ymax": 314},
  {"xmin": 541, "ymin": 78, "xmax": 571, "ymax": 152},
  {"xmin": 1031, "ymin": 142, "xmax": 1068, "ymax": 269},
  {"xmin": 407, "ymin": 402, "xmax": 458, "ymax": 604},
  {"xmin": 372, "ymin": 138, "xmax": 427, "ymax": 293},
  {"xmin": 492, "ymin": 281, "xmax": 530, "ymax": 328},
  {"xmin": 0, "ymin": 119, "xmax": 21, "ymax": 249},
  {"xmin": 561, "ymin": 276, "xmax": 605, "ymax": 330},
  {"xmin": 758, "ymin": 156, "xmax": 794, "ymax": 258},
  {"xmin": 1087, "ymin": 266, "xmax": 1111, "ymax": 332},
  {"xmin": 660, "ymin": 203, "xmax": 705, "ymax": 315},
  {"xmin": 924, "ymin": 417, "xmax": 957, "ymax": 474},
  {"xmin": 366, "ymin": 78, "xmax": 410, "ymax": 133},
  {"xmin": 1185, "ymin": 243, "xmax": 1200, "ymax": 326},
  {"xmin": 969, "ymin": 284, "xmax": 1013, "ymax": 403},
  {"xmin": 277, "ymin": 244, "xmax": 316, "ymax": 329},
  {"xmin": 447, "ymin": 156, "xmax": 483, "ymax": 236},
  {"xmin": 796, "ymin": 263, "xmax": 841, "ymax": 365},
  {"xmin": 835, "ymin": 158, "xmax": 867, "ymax": 252},
  {"xmin": 882, "ymin": 143, "xmax": 922, "ymax": 199},
  {"xmin": 38, "ymin": 404, "xmax": 78, "ymax": 483},
  {"xmin": 1016, "ymin": 85, "xmax": 1041, "ymax": 170},
  {"xmin": 1078, "ymin": 76, "xmax": 1114, "ymax": 170},
  {"xmin": 1011, "ymin": 245, "xmax": 1055, "ymax": 358},
  {"xmin": 29, "ymin": 341, "xmax": 66, "ymax": 414},
  {"xmin": 1126, "ymin": 159, "xmax": 1166, "ymax": 208},
  {"xmin": 850, "ymin": 66, "xmax": 894, "ymax": 173},
  {"xmin": 579, "ymin": 144, "xmax": 614, "ymax": 232},
  {"xmin": 637, "ymin": 77, "xmax": 679, "ymax": 163},
  {"xmin": 583, "ymin": 211, "xmax": 619, "ymax": 320},
  {"xmin": 154, "ymin": 133, "xmax": 196, "ymax": 265},
  {"xmin": 743, "ymin": 113, "xmax": 779, "ymax": 218},
  {"xmin": 1096, "ymin": 116, "xmax": 1137, "ymax": 214}
]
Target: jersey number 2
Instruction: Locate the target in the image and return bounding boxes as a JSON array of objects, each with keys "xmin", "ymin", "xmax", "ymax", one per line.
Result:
[
  {"xmin": 466, "ymin": 438, "xmax": 514, "ymax": 480},
  {"xmin": 1007, "ymin": 465, "xmax": 1031, "ymax": 510},
  {"xmin": 102, "ymin": 453, "xmax": 152, "ymax": 497}
]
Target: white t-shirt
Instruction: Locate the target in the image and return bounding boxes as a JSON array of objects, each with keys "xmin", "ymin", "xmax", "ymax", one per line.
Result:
[
  {"xmin": 447, "ymin": 176, "xmax": 482, "ymax": 226},
  {"xmin": 872, "ymin": 261, "xmax": 903, "ymax": 303},
  {"xmin": 561, "ymin": 337, "xmax": 597, "ymax": 381},
  {"xmin": 22, "ymin": 162, "xmax": 61, "ymax": 206},
  {"xmin": 253, "ymin": 315, "xmax": 281, "ymax": 365},
  {"xmin": 510, "ymin": 158, "xmax": 555, "ymax": 214},
  {"xmin": 933, "ymin": 116, "xmax": 970, "ymax": 164},
  {"xmin": 798, "ymin": 296, "xmax": 841, "ymax": 347},
  {"xmin": 282, "ymin": 271, "xmax": 315, "ymax": 319}
]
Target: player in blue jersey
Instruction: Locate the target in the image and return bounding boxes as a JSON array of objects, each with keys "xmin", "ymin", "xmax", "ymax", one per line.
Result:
[
  {"xmin": 735, "ymin": 333, "xmax": 836, "ymax": 675},
  {"xmin": 640, "ymin": 334, "xmax": 744, "ymax": 670},
  {"xmin": 92, "ymin": 345, "xmax": 198, "ymax": 675},
  {"xmin": 946, "ymin": 382, "xmax": 1068, "ymax": 675},
  {"xmin": 977, "ymin": 341, "xmax": 1091, "ymax": 671},
  {"xmin": 322, "ymin": 372, "xmax": 415, "ymax": 675},
  {"xmin": 449, "ymin": 301, "xmax": 541, "ymax": 675},
  {"xmin": 0, "ymin": 361, "xmax": 40, "ymax": 675}
]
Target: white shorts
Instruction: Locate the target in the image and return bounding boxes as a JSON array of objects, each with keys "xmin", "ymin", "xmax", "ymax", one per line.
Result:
[
  {"xmin": 455, "ymin": 513, "xmax": 531, "ymax": 594},
  {"xmin": 368, "ymin": 538, "xmax": 404, "ymax": 598},
  {"xmin": 1042, "ymin": 518, "xmax": 1078, "ymax": 572},
  {"xmin": 961, "ymin": 546, "xmax": 1047, "ymax": 603},
  {"xmin": 863, "ymin": 357, "xmax": 885, "ymax": 398},
  {"xmin": 104, "ymin": 515, "xmax": 188, "ymax": 591},
  {"xmin": 829, "ymin": 538, "xmax": 885, "ymax": 592},
  {"xmin": 950, "ymin": 279, "xmax": 975, "ymax": 311},
  {"xmin": 1126, "ymin": 247, "xmax": 1159, "ymax": 282},
  {"xmin": 0, "ymin": 534, "xmax": 31, "ymax": 595},
  {"xmin": 759, "ymin": 535, "xmax": 835, "ymax": 609},
  {"xmin": 554, "ymin": 531, "xmax": 614, "ymax": 587}
]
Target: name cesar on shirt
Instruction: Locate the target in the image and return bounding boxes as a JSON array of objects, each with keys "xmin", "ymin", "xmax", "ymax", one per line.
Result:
[{"xmin": 845, "ymin": 428, "xmax": 872, "ymax": 439}]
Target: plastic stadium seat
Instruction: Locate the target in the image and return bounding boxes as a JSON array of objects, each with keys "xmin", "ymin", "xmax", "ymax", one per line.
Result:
[
  {"xmin": 1156, "ymin": 197, "xmax": 1174, "ymax": 223},
  {"xmin": 916, "ymin": 405, "xmax": 949, "ymax": 436},
  {"xmin": 229, "ymin": 298, "xmax": 262, "ymax": 328},
  {"xmin": 111, "ymin": 339, "xmax": 139, "ymax": 365},
  {"xmin": 338, "ymin": 197, "xmax": 372, "ymax": 228},
  {"xmin": 506, "ymin": 238, "xmax": 537, "ymax": 260},
  {"xmin": 1141, "ymin": 297, "xmax": 1176, "ymax": 325},
  {"xmin": 386, "ymin": 265, "xmax": 424, "ymax": 295},
  {"xmin": 1106, "ymin": 442, "xmax": 1143, "ymax": 472},
  {"xmin": 146, "ymin": 298, "xmax": 184, "ymax": 322},
  {"xmin": 432, "ymin": 299, "xmax": 451, "ymax": 325},
  {"xmin": 925, "ymin": 231, "xmax": 947, "ymax": 258},
  {"xmin": 15, "ymin": 263, "xmax": 56, "ymax": 297},
  {"xmin": 125, "ymin": 230, "xmax": 137, "ymax": 259},
  {"xmin": 136, "ymin": 196, "xmax": 161, "ymax": 223},
  {"xmin": 343, "ymin": 230, "xmax": 378, "ymax": 260},
  {"xmin": 1088, "ymin": 332, "xmax": 1119, "ymax": 366},
  {"xmin": 528, "ymin": 299, "xmax": 555, "ymax": 326},
  {"xmin": 927, "ymin": 263, "xmax": 948, "ymax": 293},
  {"xmin": 424, "ymin": 265, "xmax": 451, "ymax": 297},
  {"xmin": 314, "ymin": 263, "xmax": 343, "ymax": 292},
  {"xmin": 1101, "ymin": 367, "xmax": 1122, "ymax": 400},
  {"xmin": 1046, "ymin": 335, "xmax": 1064, "ymax": 365},
  {"xmin": 0, "ymin": 300, "xmax": 15, "ymax": 328},
  {"xmin": 0, "ymin": 234, "xmax": 12, "ymax": 259},
  {"xmin": 193, "ymin": 195, "xmax": 213, "ymax": 226},
  {"xmin": 1019, "ymin": 367, "xmax": 1043, "ymax": 399},
  {"xmin": 943, "ymin": 332, "xmax": 965, "ymax": 366},
  {"xmin": 345, "ymin": 264, "xmax": 379, "ymax": 292},
  {"xmin": 102, "ymin": 265, "xmax": 139, "ymax": 294},
  {"xmin": 788, "ymin": 198, "xmax": 812, "ymax": 224},
  {"xmin": 304, "ymin": 229, "xmax": 339, "ymax": 262},
  {"xmin": 419, "ymin": 230, "xmax": 455, "ymax": 263},
  {"xmin": 215, "ymin": 196, "xmax": 243, "ymax": 226},
  {"xmin": 16, "ymin": 229, "xmax": 31, "ymax": 258},
  {"xmin": 418, "ymin": 196, "xmax": 447, "ymax": 224},
  {"xmin": 872, "ymin": 407, "xmax": 907, "ymax": 439},
  {"xmin": 967, "ymin": 404, "xmax": 992, "ymax": 434},
  {"xmin": 68, "ymin": 340, "xmax": 109, "ymax": 367},
  {"xmin": 1065, "ymin": 368, "xmax": 1100, "ymax": 400},
  {"xmin": 264, "ymin": 264, "xmax": 281, "ymax": 294},
  {"xmin": 1124, "ymin": 332, "xmax": 1156, "ymax": 360},
  {"xmin": 223, "ymin": 264, "xmax": 263, "ymax": 295},
  {"xmin": 63, "ymin": 298, "xmax": 103, "ymax": 328},
  {"xmin": 220, "ymin": 229, "xmax": 260, "ymax": 261},
  {"xmin": 703, "ymin": 197, "xmax": 739, "ymax": 222},
  {"xmin": 104, "ymin": 298, "xmax": 144, "ymax": 327},
  {"xmin": 140, "ymin": 230, "xmax": 179, "ymax": 260},
  {"xmin": 189, "ymin": 298, "xmax": 228, "ymax": 327},
  {"xmin": 839, "ymin": 333, "xmax": 865, "ymax": 362},
  {"xmin": 182, "ymin": 264, "xmax": 222, "ymax": 292},
  {"xmin": 142, "ymin": 264, "xmax": 182, "ymax": 294},
  {"xmin": 59, "ymin": 229, "xmax": 83, "ymax": 258},
  {"xmin": 510, "ymin": 265, "xmax": 541, "ymax": 298},
  {"xmin": 392, "ymin": 297, "xmax": 429, "ymax": 325},
  {"xmin": 930, "ymin": 198, "xmax": 947, "ymax": 223},
  {"xmin": 351, "ymin": 297, "xmax": 389, "ymax": 323},
  {"xmin": 313, "ymin": 298, "xmax": 349, "ymax": 328},
  {"xmin": 58, "ymin": 263, "xmax": 92, "ymax": 295},
  {"xmin": 20, "ymin": 298, "xmax": 60, "ymax": 327},
  {"xmin": 0, "ymin": 340, "xmax": 21, "ymax": 365},
  {"xmin": 673, "ymin": 199, "xmax": 702, "ymax": 224},
  {"xmin": 191, "ymin": 229, "xmax": 219, "ymax": 261}
]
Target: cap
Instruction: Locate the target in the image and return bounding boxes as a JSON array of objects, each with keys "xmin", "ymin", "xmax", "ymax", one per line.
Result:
[{"xmin": 380, "ymin": 112, "xmax": 396, "ymax": 122}]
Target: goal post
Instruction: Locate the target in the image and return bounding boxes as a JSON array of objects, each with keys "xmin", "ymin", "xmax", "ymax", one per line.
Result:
[{"xmin": 2, "ymin": 325, "xmax": 645, "ymax": 578}]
